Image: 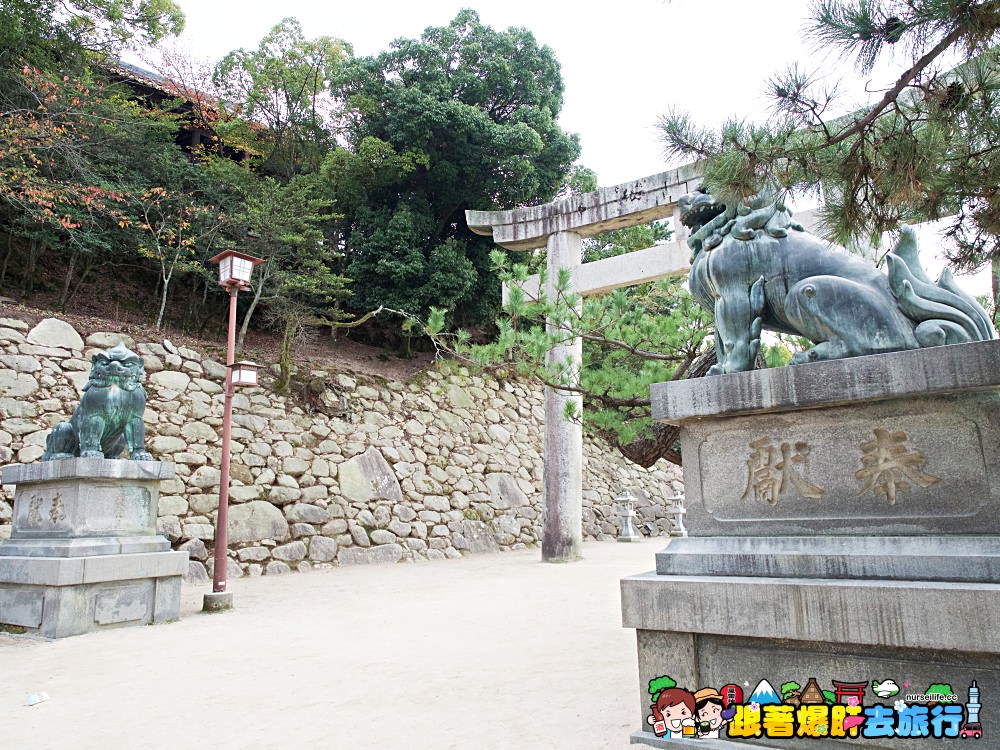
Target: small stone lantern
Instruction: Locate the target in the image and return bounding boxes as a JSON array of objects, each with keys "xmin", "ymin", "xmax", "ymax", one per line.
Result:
[
  {"xmin": 668, "ymin": 493, "xmax": 688, "ymax": 537},
  {"xmin": 615, "ymin": 488, "xmax": 643, "ymax": 543}
]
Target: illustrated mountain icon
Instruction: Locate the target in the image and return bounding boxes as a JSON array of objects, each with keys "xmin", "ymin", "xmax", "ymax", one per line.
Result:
[{"xmin": 748, "ymin": 679, "xmax": 782, "ymax": 705}]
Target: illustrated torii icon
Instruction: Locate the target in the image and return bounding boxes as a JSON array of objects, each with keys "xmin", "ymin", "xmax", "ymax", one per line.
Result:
[{"xmin": 466, "ymin": 163, "xmax": 700, "ymax": 562}]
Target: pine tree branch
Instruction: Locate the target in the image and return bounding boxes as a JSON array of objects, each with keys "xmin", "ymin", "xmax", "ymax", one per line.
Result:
[
  {"xmin": 580, "ymin": 332, "xmax": 687, "ymax": 361},
  {"xmin": 669, "ymin": 351, "xmax": 697, "ymax": 380},
  {"xmin": 821, "ymin": 23, "xmax": 968, "ymax": 149},
  {"xmin": 538, "ymin": 376, "xmax": 652, "ymax": 408},
  {"xmin": 311, "ymin": 305, "xmax": 383, "ymax": 328}
]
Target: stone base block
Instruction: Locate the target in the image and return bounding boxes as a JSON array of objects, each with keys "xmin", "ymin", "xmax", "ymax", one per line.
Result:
[
  {"xmin": 0, "ymin": 535, "xmax": 171, "ymax": 558},
  {"xmin": 622, "ymin": 572, "xmax": 1000, "ymax": 748},
  {"xmin": 0, "ymin": 550, "xmax": 187, "ymax": 638},
  {"xmin": 655, "ymin": 536, "xmax": 1000, "ymax": 582},
  {"xmin": 202, "ymin": 591, "xmax": 233, "ymax": 612},
  {"xmin": 3, "ymin": 458, "xmax": 174, "ymax": 540},
  {"xmin": 650, "ymin": 342, "xmax": 1000, "ymax": 539}
]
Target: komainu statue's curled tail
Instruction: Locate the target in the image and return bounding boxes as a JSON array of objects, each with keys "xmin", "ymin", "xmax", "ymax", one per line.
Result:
[{"xmin": 886, "ymin": 226, "xmax": 998, "ymax": 347}]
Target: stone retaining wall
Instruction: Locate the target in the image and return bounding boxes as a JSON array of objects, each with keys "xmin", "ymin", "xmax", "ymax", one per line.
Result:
[{"xmin": 0, "ymin": 316, "xmax": 683, "ymax": 578}]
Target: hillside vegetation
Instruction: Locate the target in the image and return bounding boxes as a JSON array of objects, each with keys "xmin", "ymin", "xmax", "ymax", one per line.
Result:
[{"xmin": 0, "ymin": 3, "xmax": 581, "ymax": 366}]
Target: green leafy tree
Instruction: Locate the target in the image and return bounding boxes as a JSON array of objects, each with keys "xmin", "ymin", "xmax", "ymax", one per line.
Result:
[
  {"xmin": 267, "ymin": 261, "xmax": 354, "ymax": 393},
  {"xmin": 213, "ymin": 19, "xmax": 350, "ymax": 179},
  {"xmin": 658, "ymin": 0, "xmax": 1000, "ymax": 324},
  {"xmin": 203, "ymin": 158, "xmax": 339, "ymax": 349},
  {"xmin": 329, "ymin": 9, "xmax": 580, "ymax": 325},
  {"xmin": 0, "ymin": 0, "xmax": 183, "ymax": 70}
]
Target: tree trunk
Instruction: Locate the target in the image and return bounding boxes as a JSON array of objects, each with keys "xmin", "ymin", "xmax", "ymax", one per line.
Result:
[
  {"xmin": 156, "ymin": 273, "xmax": 172, "ymax": 330},
  {"xmin": 236, "ymin": 275, "xmax": 267, "ymax": 353},
  {"xmin": 0, "ymin": 231, "xmax": 13, "ymax": 284},
  {"xmin": 329, "ymin": 298, "xmax": 342, "ymax": 340},
  {"xmin": 59, "ymin": 249, "xmax": 78, "ymax": 311},
  {"xmin": 275, "ymin": 312, "xmax": 297, "ymax": 394},
  {"xmin": 195, "ymin": 276, "xmax": 211, "ymax": 334},
  {"xmin": 21, "ymin": 239, "xmax": 42, "ymax": 295},
  {"xmin": 182, "ymin": 274, "xmax": 203, "ymax": 332},
  {"xmin": 66, "ymin": 254, "xmax": 96, "ymax": 306}
]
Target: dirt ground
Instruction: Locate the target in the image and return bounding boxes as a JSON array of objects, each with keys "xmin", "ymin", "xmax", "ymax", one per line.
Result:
[{"xmin": 0, "ymin": 539, "xmax": 663, "ymax": 750}]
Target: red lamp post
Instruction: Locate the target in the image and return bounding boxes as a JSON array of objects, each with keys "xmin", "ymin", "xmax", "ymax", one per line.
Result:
[{"xmin": 204, "ymin": 250, "xmax": 264, "ymax": 611}]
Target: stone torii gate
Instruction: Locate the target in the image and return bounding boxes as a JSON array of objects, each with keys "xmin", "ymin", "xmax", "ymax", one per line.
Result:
[{"xmin": 466, "ymin": 163, "xmax": 700, "ymax": 562}]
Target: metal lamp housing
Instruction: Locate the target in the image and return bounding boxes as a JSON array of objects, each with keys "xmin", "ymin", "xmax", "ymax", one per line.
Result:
[
  {"xmin": 209, "ymin": 250, "xmax": 265, "ymax": 288},
  {"xmin": 230, "ymin": 361, "xmax": 261, "ymax": 387}
]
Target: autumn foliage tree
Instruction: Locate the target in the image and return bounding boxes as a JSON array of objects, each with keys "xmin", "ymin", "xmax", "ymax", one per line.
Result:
[
  {"xmin": 134, "ymin": 185, "xmax": 222, "ymax": 329},
  {"xmin": 0, "ymin": 7, "xmax": 587, "ymax": 363},
  {"xmin": 0, "ymin": 66, "xmax": 132, "ymax": 301}
]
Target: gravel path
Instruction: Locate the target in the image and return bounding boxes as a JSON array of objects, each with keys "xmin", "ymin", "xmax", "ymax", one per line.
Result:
[{"xmin": 1, "ymin": 539, "xmax": 662, "ymax": 749}]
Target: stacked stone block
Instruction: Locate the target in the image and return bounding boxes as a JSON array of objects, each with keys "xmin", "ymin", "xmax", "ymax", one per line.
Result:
[{"xmin": 0, "ymin": 316, "xmax": 682, "ymax": 578}]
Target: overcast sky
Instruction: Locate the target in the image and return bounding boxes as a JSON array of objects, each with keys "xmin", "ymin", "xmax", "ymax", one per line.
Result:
[
  {"xmin": 145, "ymin": 0, "xmax": 845, "ymax": 184},
  {"xmin": 141, "ymin": 0, "xmax": 992, "ymax": 295}
]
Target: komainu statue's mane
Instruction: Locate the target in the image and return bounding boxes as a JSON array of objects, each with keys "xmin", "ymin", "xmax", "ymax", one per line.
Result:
[{"xmin": 688, "ymin": 193, "xmax": 805, "ymax": 260}]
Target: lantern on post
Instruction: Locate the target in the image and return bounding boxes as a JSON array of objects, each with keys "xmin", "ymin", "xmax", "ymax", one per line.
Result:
[
  {"xmin": 210, "ymin": 250, "xmax": 264, "ymax": 289},
  {"xmin": 230, "ymin": 360, "xmax": 262, "ymax": 387},
  {"xmin": 203, "ymin": 250, "xmax": 265, "ymax": 613}
]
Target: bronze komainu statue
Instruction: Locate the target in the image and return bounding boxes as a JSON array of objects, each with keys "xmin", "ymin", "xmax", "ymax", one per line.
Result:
[
  {"xmin": 42, "ymin": 342, "xmax": 154, "ymax": 461},
  {"xmin": 679, "ymin": 189, "xmax": 997, "ymax": 375}
]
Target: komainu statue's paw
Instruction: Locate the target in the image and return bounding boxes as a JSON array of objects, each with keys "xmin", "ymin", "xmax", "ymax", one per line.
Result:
[
  {"xmin": 790, "ymin": 349, "xmax": 820, "ymax": 365},
  {"xmin": 41, "ymin": 421, "xmax": 77, "ymax": 461},
  {"xmin": 130, "ymin": 450, "xmax": 154, "ymax": 462},
  {"xmin": 80, "ymin": 450, "xmax": 104, "ymax": 459}
]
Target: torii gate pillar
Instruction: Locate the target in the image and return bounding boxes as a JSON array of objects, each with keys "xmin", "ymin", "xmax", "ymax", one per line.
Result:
[
  {"xmin": 466, "ymin": 165, "xmax": 700, "ymax": 561},
  {"xmin": 543, "ymin": 230, "xmax": 583, "ymax": 561}
]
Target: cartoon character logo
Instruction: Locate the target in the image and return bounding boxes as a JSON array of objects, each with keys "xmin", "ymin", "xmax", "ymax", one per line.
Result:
[
  {"xmin": 872, "ymin": 679, "xmax": 900, "ymax": 699},
  {"xmin": 647, "ymin": 682, "xmax": 698, "ymax": 738},
  {"xmin": 694, "ymin": 687, "xmax": 737, "ymax": 738}
]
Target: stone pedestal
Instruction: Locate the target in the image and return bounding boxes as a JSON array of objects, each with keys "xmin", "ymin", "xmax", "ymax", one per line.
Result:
[
  {"xmin": 0, "ymin": 459, "xmax": 188, "ymax": 638},
  {"xmin": 623, "ymin": 340, "xmax": 1000, "ymax": 748}
]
